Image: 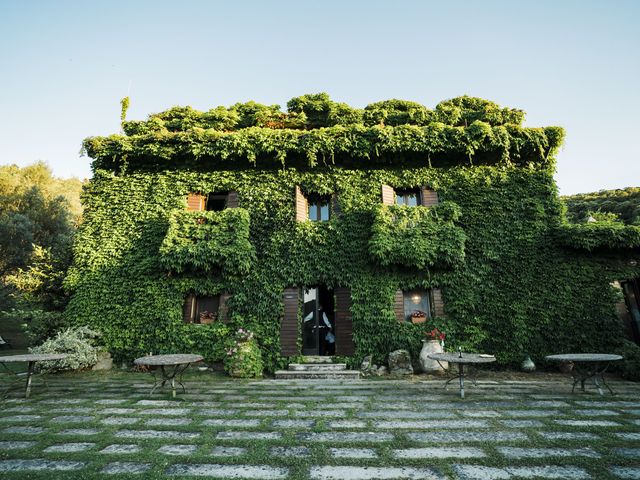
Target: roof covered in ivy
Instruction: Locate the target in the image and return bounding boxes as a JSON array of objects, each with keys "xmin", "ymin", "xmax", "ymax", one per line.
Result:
[{"xmin": 83, "ymin": 93, "xmax": 565, "ymax": 172}]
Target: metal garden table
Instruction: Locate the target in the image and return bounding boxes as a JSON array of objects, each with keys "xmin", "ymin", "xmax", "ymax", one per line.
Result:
[
  {"xmin": 545, "ymin": 353, "xmax": 623, "ymax": 395},
  {"xmin": 0, "ymin": 353, "xmax": 68, "ymax": 398},
  {"xmin": 134, "ymin": 354, "xmax": 203, "ymax": 397},
  {"xmin": 428, "ymin": 352, "xmax": 497, "ymax": 398}
]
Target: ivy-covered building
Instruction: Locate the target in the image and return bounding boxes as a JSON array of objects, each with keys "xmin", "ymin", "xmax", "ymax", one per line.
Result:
[{"xmin": 67, "ymin": 94, "xmax": 640, "ymax": 371}]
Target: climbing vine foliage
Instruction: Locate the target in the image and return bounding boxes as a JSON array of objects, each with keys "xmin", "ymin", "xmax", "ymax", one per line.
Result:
[{"xmin": 66, "ymin": 94, "xmax": 640, "ymax": 372}]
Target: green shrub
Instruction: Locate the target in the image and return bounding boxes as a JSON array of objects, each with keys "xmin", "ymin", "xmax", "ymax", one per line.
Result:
[
  {"xmin": 223, "ymin": 328, "xmax": 264, "ymax": 378},
  {"xmin": 615, "ymin": 340, "xmax": 640, "ymax": 381},
  {"xmin": 30, "ymin": 326, "xmax": 101, "ymax": 373}
]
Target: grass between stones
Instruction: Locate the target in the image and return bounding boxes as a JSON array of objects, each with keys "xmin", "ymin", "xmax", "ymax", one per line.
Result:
[{"xmin": 0, "ymin": 369, "xmax": 639, "ymax": 479}]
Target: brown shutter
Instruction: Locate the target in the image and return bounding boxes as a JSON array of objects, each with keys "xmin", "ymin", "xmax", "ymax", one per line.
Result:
[
  {"xmin": 334, "ymin": 287, "xmax": 355, "ymax": 356},
  {"xmin": 218, "ymin": 293, "xmax": 231, "ymax": 322},
  {"xmin": 394, "ymin": 290, "xmax": 405, "ymax": 322},
  {"xmin": 331, "ymin": 193, "xmax": 341, "ymax": 217},
  {"xmin": 280, "ymin": 288, "xmax": 299, "ymax": 356},
  {"xmin": 295, "ymin": 186, "xmax": 308, "ymax": 222},
  {"xmin": 420, "ymin": 187, "xmax": 439, "ymax": 207},
  {"xmin": 187, "ymin": 193, "xmax": 205, "ymax": 211},
  {"xmin": 182, "ymin": 294, "xmax": 196, "ymax": 323},
  {"xmin": 431, "ymin": 288, "xmax": 446, "ymax": 317},
  {"xmin": 381, "ymin": 184, "xmax": 395, "ymax": 205},
  {"xmin": 226, "ymin": 191, "xmax": 239, "ymax": 208}
]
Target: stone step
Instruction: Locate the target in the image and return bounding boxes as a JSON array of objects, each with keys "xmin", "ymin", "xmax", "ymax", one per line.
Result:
[
  {"xmin": 288, "ymin": 364, "xmax": 347, "ymax": 372},
  {"xmin": 300, "ymin": 356, "xmax": 334, "ymax": 364},
  {"xmin": 274, "ymin": 370, "xmax": 361, "ymax": 380}
]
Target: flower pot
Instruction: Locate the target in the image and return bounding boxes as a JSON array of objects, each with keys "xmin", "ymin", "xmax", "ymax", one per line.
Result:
[
  {"xmin": 411, "ymin": 315, "xmax": 426, "ymax": 324},
  {"xmin": 419, "ymin": 339, "xmax": 447, "ymax": 373},
  {"xmin": 199, "ymin": 317, "xmax": 214, "ymax": 324}
]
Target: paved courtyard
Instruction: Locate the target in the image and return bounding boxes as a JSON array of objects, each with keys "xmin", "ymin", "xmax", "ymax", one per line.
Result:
[{"xmin": 1, "ymin": 371, "xmax": 640, "ymax": 479}]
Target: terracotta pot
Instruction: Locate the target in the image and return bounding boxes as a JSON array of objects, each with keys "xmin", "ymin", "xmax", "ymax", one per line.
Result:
[{"xmin": 411, "ymin": 316, "xmax": 426, "ymax": 324}]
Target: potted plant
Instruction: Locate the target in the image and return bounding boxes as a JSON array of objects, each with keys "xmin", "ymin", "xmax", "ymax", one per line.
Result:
[
  {"xmin": 419, "ymin": 326, "xmax": 447, "ymax": 373},
  {"xmin": 199, "ymin": 311, "xmax": 216, "ymax": 324}
]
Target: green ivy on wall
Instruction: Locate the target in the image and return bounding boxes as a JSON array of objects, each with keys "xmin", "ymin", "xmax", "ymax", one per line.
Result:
[{"xmin": 65, "ymin": 95, "xmax": 640, "ymax": 372}]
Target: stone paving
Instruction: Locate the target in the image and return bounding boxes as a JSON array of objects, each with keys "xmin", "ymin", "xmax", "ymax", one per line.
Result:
[{"xmin": 0, "ymin": 373, "xmax": 639, "ymax": 479}]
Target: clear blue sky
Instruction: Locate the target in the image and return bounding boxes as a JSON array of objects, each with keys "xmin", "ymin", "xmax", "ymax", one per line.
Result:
[{"xmin": 1, "ymin": 0, "xmax": 638, "ymax": 195}]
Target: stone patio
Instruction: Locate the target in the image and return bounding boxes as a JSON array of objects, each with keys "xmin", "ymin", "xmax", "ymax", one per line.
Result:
[{"xmin": 0, "ymin": 372, "xmax": 639, "ymax": 479}]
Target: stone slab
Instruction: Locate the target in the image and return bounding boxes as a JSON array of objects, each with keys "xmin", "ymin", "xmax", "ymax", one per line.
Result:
[
  {"xmin": 101, "ymin": 408, "xmax": 137, "ymax": 414},
  {"xmin": 0, "ymin": 441, "xmax": 37, "ymax": 450},
  {"xmin": 138, "ymin": 408, "xmax": 191, "ymax": 416},
  {"xmin": 145, "ymin": 418, "xmax": 192, "ymax": 426},
  {"xmin": 0, "ymin": 415, "xmax": 42, "ymax": 422},
  {"xmin": 555, "ymin": 419, "xmax": 620, "ymax": 427},
  {"xmin": 327, "ymin": 420, "xmax": 367, "ymax": 428},
  {"xmin": 211, "ymin": 446, "xmax": 247, "ymax": 456},
  {"xmin": 101, "ymin": 462, "xmax": 151, "ymax": 474},
  {"xmin": 101, "ymin": 416, "xmax": 140, "ymax": 425},
  {"xmin": 270, "ymin": 446, "xmax": 310, "ymax": 457},
  {"xmin": 56, "ymin": 428, "xmax": 101, "ymax": 436},
  {"xmin": 203, "ymin": 419, "xmax": 261, "ymax": 427},
  {"xmin": 216, "ymin": 431, "xmax": 282, "ymax": 440},
  {"xmin": 271, "ymin": 419, "xmax": 315, "ymax": 428},
  {"xmin": 614, "ymin": 448, "xmax": 640, "ymax": 458},
  {"xmin": 453, "ymin": 464, "xmax": 590, "ymax": 479},
  {"xmin": 499, "ymin": 420, "xmax": 544, "ymax": 428},
  {"xmin": 329, "ymin": 448, "xmax": 378, "ymax": 458},
  {"xmin": 244, "ymin": 409, "xmax": 290, "ymax": 417},
  {"xmin": 537, "ymin": 432, "xmax": 600, "ymax": 440},
  {"xmin": 393, "ymin": 447, "xmax": 486, "ymax": 459},
  {"xmin": 374, "ymin": 419, "xmax": 488, "ymax": 429},
  {"xmin": 50, "ymin": 415, "xmax": 94, "ymax": 423},
  {"xmin": 617, "ymin": 433, "xmax": 640, "ymax": 440},
  {"xmin": 406, "ymin": 431, "xmax": 528, "ymax": 443},
  {"xmin": 610, "ymin": 467, "xmax": 640, "ymax": 479},
  {"xmin": 158, "ymin": 444, "xmax": 199, "ymax": 455},
  {"xmin": 3, "ymin": 426, "xmax": 44, "ymax": 435},
  {"xmin": 309, "ymin": 466, "xmax": 445, "ymax": 479},
  {"xmin": 100, "ymin": 444, "xmax": 142, "ymax": 454},
  {"xmin": 43, "ymin": 442, "xmax": 95, "ymax": 453},
  {"xmin": 294, "ymin": 410, "xmax": 346, "ymax": 418},
  {"xmin": 166, "ymin": 463, "xmax": 289, "ymax": 478},
  {"xmin": 357, "ymin": 410, "xmax": 456, "ymax": 419},
  {"xmin": 497, "ymin": 447, "xmax": 600, "ymax": 458},
  {"xmin": 115, "ymin": 429, "xmax": 200, "ymax": 440},
  {"xmin": 0, "ymin": 459, "xmax": 85, "ymax": 471},
  {"xmin": 299, "ymin": 432, "xmax": 393, "ymax": 442}
]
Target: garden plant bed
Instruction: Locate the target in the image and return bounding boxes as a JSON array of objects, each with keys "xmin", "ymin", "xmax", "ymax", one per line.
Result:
[{"xmin": 0, "ymin": 370, "xmax": 639, "ymax": 479}]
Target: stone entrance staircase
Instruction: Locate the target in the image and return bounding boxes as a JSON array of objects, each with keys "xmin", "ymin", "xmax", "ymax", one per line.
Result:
[{"xmin": 274, "ymin": 356, "xmax": 360, "ymax": 380}]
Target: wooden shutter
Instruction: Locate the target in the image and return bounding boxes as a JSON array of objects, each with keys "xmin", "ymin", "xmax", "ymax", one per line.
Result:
[
  {"xmin": 182, "ymin": 294, "xmax": 196, "ymax": 323},
  {"xmin": 280, "ymin": 288, "xmax": 299, "ymax": 356},
  {"xmin": 218, "ymin": 293, "xmax": 231, "ymax": 322},
  {"xmin": 187, "ymin": 193, "xmax": 206, "ymax": 211},
  {"xmin": 381, "ymin": 184, "xmax": 395, "ymax": 205},
  {"xmin": 431, "ymin": 288, "xmax": 446, "ymax": 317},
  {"xmin": 331, "ymin": 193, "xmax": 341, "ymax": 217},
  {"xmin": 295, "ymin": 186, "xmax": 308, "ymax": 222},
  {"xmin": 226, "ymin": 191, "xmax": 239, "ymax": 208},
  {"xmin": 394, "ymin": 290, "xmax": 405, "ymax": 322},
  {"xmin": 334, "ymin": 287, "xmax": 355, "ymax": 356},
  {"xmin": 420, "ymin": 187, "xmax": 439, "ymax": 207}
]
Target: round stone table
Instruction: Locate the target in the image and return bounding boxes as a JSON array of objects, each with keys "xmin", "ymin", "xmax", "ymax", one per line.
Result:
[
  {"xmin": 134, "ymin": 354, "xmax": 203, "ymax": 397},
  {"xmin": 545, "ymin": 353, "xmax": 623, "ymax": 395},
  {"xmin": 428, "ymin": 352, "xmax": 497, "ymax": 398},
  {"xmin": 0, "ymin": 353, "xmax": 68, "ymax": 398}
]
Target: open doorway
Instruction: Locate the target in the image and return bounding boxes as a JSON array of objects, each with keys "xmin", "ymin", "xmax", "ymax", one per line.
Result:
[{"xmin": 302, "ymin": 286, "xmax": 335, "ymax": 356}]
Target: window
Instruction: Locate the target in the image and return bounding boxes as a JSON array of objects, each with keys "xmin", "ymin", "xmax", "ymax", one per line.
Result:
[
  {"xmin": 206, "ymin": 193, "xmax": 228, "ymax": 211},
  {"xmin": 183, "ymin": 294, "xmax": 220, "ymax": 324},
  {"xmin": 396, "ymin": 189, "xmax": 421, "ymax": 207},
  {"xmin": 307, "ymin": 196, "xmax": 330, "ymax": 222},
  {"xmin": 403, "ymin": 289, "xmax": 432, "ymax": 322}
]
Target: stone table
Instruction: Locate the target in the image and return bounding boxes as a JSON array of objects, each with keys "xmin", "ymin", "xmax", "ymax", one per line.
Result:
[
  {"xmin": 0, "ymin": 353, "xmax": 68, "ymax": 398},
  {"xmin": 134, "ymin": 354, "xmax": 203, "ymax": 397},
  {"xmin": 545, "ymin": 353, "xmax": 623, "ymax": 395},
  {"xmin": 428, "ymin": 352, "xmax": 497, "ymax": 398}
]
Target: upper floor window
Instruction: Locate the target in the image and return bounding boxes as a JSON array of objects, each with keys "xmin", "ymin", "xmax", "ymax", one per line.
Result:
[
  {"xmin": 308, "ymin": 195, "xmax": 330, "ymax": 222},
  {"xmin": 206, "ymin": 193, "xmax": 228, "ymax": 211},
  {"xmin": 396, "ymin": 189, "xmax": 421, "ymax": 207}
]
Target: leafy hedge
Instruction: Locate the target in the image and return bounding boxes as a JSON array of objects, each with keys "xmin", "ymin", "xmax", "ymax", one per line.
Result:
[
  {"xmin": 369, "ymin": 202, "xmax": 466, "ymax": 269},
  {"xmin": 563, "ymin": 187, "xmax": 640, "ymax": 225},
  {"xmin": 159, "ymin": 209, "xmax": 255, "ymax": 275},
  {"xmin": 556, "ymin": 222, "xmax": 640, "ymax": 251}
]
